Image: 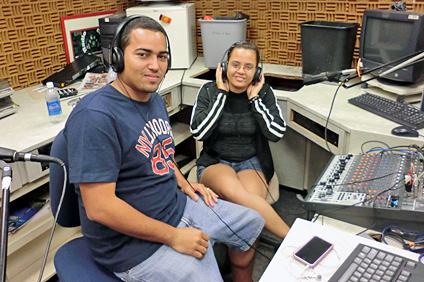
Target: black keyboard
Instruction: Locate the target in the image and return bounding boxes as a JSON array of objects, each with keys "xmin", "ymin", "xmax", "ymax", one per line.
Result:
[
  {"xmin": 348, "ymin": 93, "xmax": 424, "ymax": 129},
  {"xmin": 329, "ymin": 243, "xmax": 424, "ymax": 282}
]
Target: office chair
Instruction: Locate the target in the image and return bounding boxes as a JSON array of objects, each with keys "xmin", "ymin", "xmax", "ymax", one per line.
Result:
[{"xmin": 49, "ymin": 130, "xmax": 120, "ymax": 282}]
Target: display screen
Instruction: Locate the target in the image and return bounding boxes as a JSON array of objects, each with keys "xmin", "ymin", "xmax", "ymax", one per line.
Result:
[
  {"xmin": 294, "ymin": 236, "xmax": 333, "ymax": 266},
  {"xmin": 363, "ymin": 18, "xmax": 413, "ymax": 64},
  {"xmin": 71, "ymin": 28, "xmax": 102, "ymax": 60}
]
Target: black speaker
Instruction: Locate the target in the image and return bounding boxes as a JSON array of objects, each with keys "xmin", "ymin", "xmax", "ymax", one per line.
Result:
[
  {"xmin": 109, "ymin": 15, "xmax": 171, "ymax": 73},
  {"xmin": 221, "ymin": 41, "xmax": 262, "ymax": 84},
  {"xmin": 99, "ymin": 13, "xmax": 126, "ymax": 67}
]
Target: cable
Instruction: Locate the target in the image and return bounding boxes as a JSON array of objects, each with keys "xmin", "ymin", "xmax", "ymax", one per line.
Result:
[
  {"xmin": 324, "ymin": 81, "xmax": 344, "ymax": 154},
  {"xmin": 170, "ymin": 157, "xmax": 273, "ymax": 262},
  {"xmin": 355, "ymin": 223, "xmax": 377, "ymax": 236},
  {"xmin": 37, "ymin": 163, "xmax": 67, "ymax": 282},
  {"xmin": 179, "ymin": 69, "xmax": 186, "ymax": 113},
  {"xmin": 223, "ymin": 91, "xmax": 278, "ymax": 207},
  {"xmin": 419, "ymin": 253, "xmax": 424, "ymax": 263},
  {"xmin": 118, "ymin": 77, "xmax": 274, "ymax": 262},
  {"xmin": 360, "ymin": 140, "xmax": 390, "ymax": 154},
  {"xmin": 306, "ymin": 173, "xmax": 403, "ymax": 221},
  {"xmin": 281, "ymin": 244, "xmax": 342, "ymax": 280}
]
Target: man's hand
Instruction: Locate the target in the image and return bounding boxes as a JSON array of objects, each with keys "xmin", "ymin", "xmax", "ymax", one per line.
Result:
[
  {"xmin": 180, "ymin": 181, "xmax": 219, "ymax": 207},
  {"xmin": 170, "ymin": 227, "xmax": 210, "ymax": 258}
]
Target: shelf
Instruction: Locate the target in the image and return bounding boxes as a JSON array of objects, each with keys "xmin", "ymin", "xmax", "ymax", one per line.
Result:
[
  {"xmin": 9, "ymin": 175, "xmax": 49, "ymax": 203},
  {"xmin": 171, "ymin": 121, "xmax": 191, "ymax": 146},
  {"xmin": 8, "ymin": 230, "xmax": 81, "ymax": 282},
  {"xmin": 8, "ymin": 202, "xmax": 53, "ymax": 254},
  {"xmin": 181, "ymin": 159, "xmax": 196, "ymax": 176}
]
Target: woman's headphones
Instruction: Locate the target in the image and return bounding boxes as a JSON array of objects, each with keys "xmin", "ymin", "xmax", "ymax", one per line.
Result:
[
  {"xmin": 109, "ymin": 15, "xmax": 172, "ymax": 73},
  {"xmin": 221, "ymin": 41, "xmax": 263, "ymax": 83}
]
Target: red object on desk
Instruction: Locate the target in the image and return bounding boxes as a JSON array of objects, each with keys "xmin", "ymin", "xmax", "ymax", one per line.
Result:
[{"xmin": 203, "ymin": 15, "xmax": 214, "ymax": 20}]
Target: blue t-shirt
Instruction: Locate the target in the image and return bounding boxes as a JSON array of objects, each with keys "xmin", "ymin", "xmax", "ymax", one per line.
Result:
[{"xmin": 64, "ymin": 84, "xmax": 187, "ymax": 272}]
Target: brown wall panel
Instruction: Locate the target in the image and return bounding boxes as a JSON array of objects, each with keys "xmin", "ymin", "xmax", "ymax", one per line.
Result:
[{"xmin": 0, "ymin": 0, "xmax": 422, "ymax": 89}]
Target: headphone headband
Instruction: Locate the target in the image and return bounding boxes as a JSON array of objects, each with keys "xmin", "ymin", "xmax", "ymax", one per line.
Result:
[{"xmin": 109, "ymin": 15, "xmax": 171, "ymax": 73}]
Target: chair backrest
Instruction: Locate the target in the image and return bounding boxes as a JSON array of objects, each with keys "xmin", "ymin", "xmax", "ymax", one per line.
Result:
[{"xmin": 49, "ymin": 129, "xmax": 80, "ymax": 227}]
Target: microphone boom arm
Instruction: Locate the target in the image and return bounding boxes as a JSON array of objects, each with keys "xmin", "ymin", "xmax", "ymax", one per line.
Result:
[
  {"xmin": 0, "ymin": 161, "xmax": 12, "ymax": 282},
  {"xmin": 343, "ymin": 50, "xmax": 424, "ymax": 89}
]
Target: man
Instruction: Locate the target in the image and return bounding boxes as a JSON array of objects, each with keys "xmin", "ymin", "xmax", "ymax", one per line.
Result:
[{"xmin": 64, "ymin": 15, "xmax": 264, "ymax": 282}]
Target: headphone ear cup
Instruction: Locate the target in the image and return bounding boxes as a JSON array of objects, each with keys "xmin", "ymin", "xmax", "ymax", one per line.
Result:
[
  {"xmin": 253, "ymin": 66, "xmax": 262, "ymax": 83},
  {"xmin": 111, "ymin": 47, "xmax": 124, "ymax": 73},
  {"xmin": 221, "ymin": 61, "xmax": 228, "ymax": 80},
  {"xmin": 167, "ymin": 53, "xmax": 171, "ymax": 72}
]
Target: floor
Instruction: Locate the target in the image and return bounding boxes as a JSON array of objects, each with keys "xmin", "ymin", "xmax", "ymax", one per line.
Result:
[{"xmin": 47, "ymin": 186, "xmax": 310, "ymax": 282}]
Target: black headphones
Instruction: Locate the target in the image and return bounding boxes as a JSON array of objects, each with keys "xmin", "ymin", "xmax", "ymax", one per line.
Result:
[
  {"xmin": 109, "ymin": 15, "xmax": 172, "ymax": 73},
  {"xmin": 221, "ymin": 41, "xmax": 263, "ymax": 84}
]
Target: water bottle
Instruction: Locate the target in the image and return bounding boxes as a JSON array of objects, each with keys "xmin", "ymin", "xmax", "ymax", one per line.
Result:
[{"xmin": 45, "ymin": 81, "xmax": 63, "ymax": 123}]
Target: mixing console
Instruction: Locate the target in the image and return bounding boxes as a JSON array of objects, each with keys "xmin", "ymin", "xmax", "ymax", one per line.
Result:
[{"xmin": 302, "ymin": 153, "xmax": 424, "ymax": 232}]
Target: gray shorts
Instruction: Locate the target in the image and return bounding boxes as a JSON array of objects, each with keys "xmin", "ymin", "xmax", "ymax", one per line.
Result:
[
  {"xmin": 197, "ymin": 156, "xmax": 263, "ymax": 182},
  {"xmin": 114, "ymin": 197, "xmax": 264, "ymax": 282}
]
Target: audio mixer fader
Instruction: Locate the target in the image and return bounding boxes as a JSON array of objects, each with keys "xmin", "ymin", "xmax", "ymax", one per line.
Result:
[{"xmin": 302, "ymin": 153, "xmax": 424, "ymax": 232}]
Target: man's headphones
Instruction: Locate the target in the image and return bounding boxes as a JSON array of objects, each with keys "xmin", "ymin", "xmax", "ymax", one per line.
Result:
[
  {"xmin": 109, "ymin": 15, "xmax": 171, "ymax": 73},
  {"xmin": 221, "ymin": 41, "xmax": 263, "ymax": 84}
]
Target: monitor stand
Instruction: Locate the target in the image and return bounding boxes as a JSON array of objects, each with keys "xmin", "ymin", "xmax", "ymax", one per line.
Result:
[{"xmin": 362, "ymin": 74, "xmax": 424, "ymax": 103}]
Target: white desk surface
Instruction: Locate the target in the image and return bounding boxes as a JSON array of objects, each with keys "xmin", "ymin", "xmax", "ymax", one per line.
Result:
[
  {"xmin": 0, "ymin": 69, "xmax": 184, "ymax": 152},
  {"xmin": 259, "ymin": 218, "xmax": 420, "ymax": 282}
]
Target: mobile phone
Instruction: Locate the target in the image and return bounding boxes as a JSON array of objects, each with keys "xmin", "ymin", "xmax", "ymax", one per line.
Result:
[{"xmin": 293, "ymin": 236, "xmax": 333, "ymax": 267}]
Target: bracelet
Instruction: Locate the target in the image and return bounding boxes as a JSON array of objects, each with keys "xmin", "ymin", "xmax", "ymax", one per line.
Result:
[{"xmin": 248, "ymin": 96, "xmax": 260, "ymax": 104}]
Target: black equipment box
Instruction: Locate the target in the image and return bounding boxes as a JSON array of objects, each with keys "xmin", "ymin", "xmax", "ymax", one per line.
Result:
[{"xmin": 42, "ymin": 55, "xmax": 101, "ymax": 88}]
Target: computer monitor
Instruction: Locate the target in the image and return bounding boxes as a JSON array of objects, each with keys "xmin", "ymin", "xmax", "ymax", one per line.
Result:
[{"xmin": 359, "ymin": 10, "xmax": 424, "ymax": 84}]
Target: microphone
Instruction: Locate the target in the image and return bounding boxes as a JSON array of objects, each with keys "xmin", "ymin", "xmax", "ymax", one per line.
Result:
[
  {"xmin": 303, "ymin": 69, "xmax": 357, "ymax": 85},
  {"xmin": 1, "ymin": 160, "xmax": 12, "ymax": 190},
  {"xmin": 0, "ymin": 147, "xmax": 64, "ymax": 166}
]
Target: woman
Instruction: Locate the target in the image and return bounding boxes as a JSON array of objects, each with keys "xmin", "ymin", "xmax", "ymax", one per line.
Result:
[{"xmin": 190, "ymin": 41, "xmax": 290, "ymax": 239}]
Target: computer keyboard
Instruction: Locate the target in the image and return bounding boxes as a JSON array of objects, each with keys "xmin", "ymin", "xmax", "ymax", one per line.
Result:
[
  {"xmin": 328, "ymin": 243, "xmax": 424, "ymax": 282},
  {"xmin": 348, "ymin": 93, "xmax": 424, "ymax": 130}
]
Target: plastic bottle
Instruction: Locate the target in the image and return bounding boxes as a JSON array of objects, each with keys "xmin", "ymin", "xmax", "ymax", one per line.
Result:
[{"xmin": 45, "ymin": 81, "xmax": 63, "ymax": 123}]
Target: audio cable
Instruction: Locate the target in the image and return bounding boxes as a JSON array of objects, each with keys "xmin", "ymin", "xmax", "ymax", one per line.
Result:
[{"xmin": 119, "ymin": 77, "xmax": 274, "ymax": 262}]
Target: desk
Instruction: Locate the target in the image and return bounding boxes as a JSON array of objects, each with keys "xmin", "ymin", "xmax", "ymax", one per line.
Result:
[
  {"xmin": 182, "ymin": 58, "xmax": 424, "ymax": 190},
  {"xmin": 259, "ymin": 218, "xmax": 420, "ymax": 282},
  {"xmin": 2, "ymin": 57, "xmax": 424, "ymax": 281},
  {"xmin": 0, "ymin": 70, "xmax": 187, "ymax": 282}
]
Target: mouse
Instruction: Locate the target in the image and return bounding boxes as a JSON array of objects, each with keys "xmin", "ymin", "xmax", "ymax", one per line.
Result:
[{"xmin": 391, "ymin": 125, "xmax": 419, "ymax": 137}]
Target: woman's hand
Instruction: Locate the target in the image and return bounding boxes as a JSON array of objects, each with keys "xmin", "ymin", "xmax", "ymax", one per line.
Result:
[
  {"xmin": 247, "ymin": 72, "xmax": 265, "ymax": 100},
  {"xmin": 216, "ymin": 63, "xmax": 229, "ymax": 92},
  {"xmin": 180, "ymin": 182, "xmax": 219, "ymax": 207}
]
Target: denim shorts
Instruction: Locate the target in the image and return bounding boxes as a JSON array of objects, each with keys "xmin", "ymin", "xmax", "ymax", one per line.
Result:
[
  {"xmin": 114, "ymin": 196, "xmax": 264, "ymax": 282},
  {"xmin": 197, "ymin": 156, "xmax": 263, "ymax": 182}
]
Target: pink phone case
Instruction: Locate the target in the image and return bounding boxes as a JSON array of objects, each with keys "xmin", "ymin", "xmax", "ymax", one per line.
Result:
[{"xmin": 293, "ymin": 236, "xmax": 334, "ymax": 267}]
